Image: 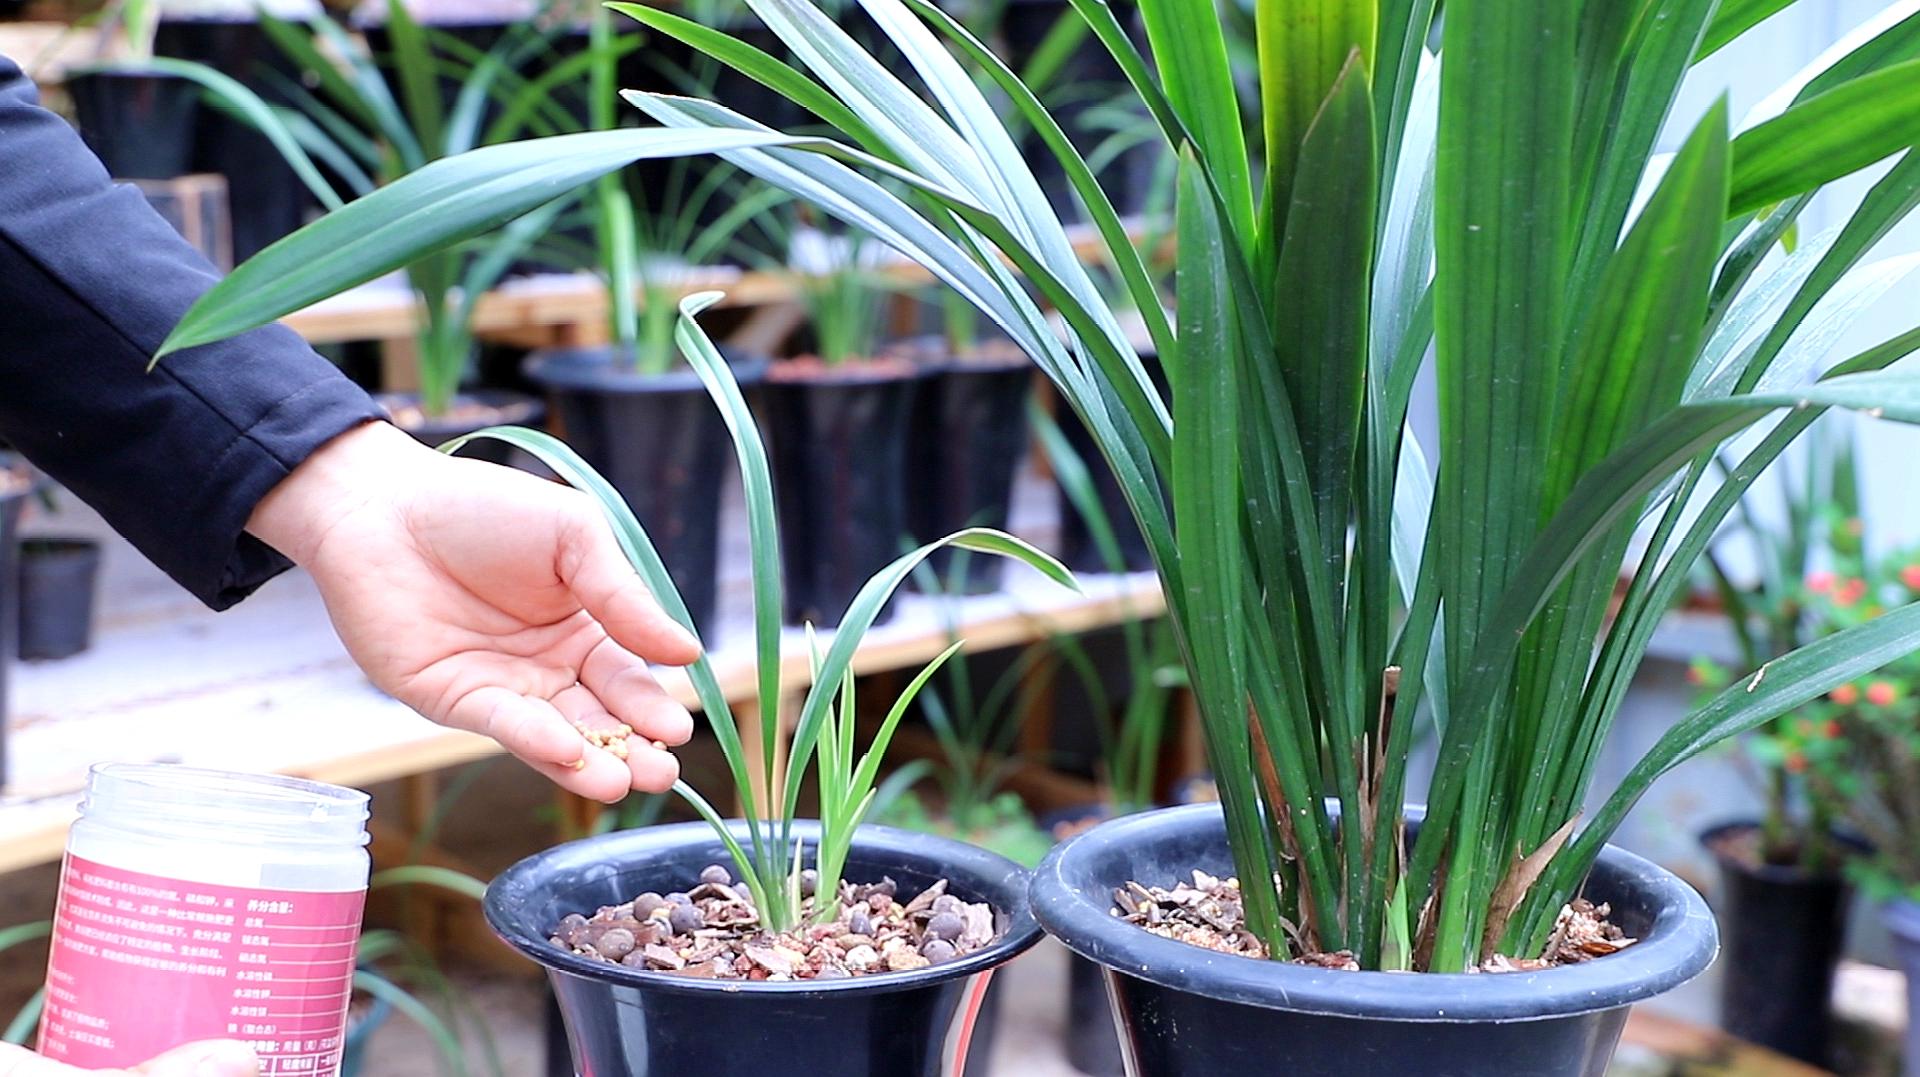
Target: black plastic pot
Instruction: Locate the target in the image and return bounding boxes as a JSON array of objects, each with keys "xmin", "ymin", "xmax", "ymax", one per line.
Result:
[
  {"xmin": 66, "ymin": 68, "xmax": 201, "ymax": 180},
  {"xmin": 525, "ymin": 348, "xmax": 768, "ymax": 637},
  {"xmin": 155, "ymin": 18, "xmax": 313, "ymax": 261},
  {"xmin": 1032, "ymin": 804, "xmax": 1718, "ymax": 1076},
  {"xmin": 376, "ymin": 389, "xmax": 545, "ymax": 469},
  {"xmin": 0, "ymin": 461, "xmax": 27, "ymax": 787},
  {"xmin": 1883, "ymin": 901, "xmax": 1920, "ymax": 1076},
  {"xmin": 1700, "ymin": 820, "xmax": 1857, "ymax": 1066},
  {"xmin": 906, "ymin": 352, "xmax": 1034, "ymax": 595},
  {"xmin": 485, "ymin": 819, "xmax": 1040, "ymax": 1077},
  {"xmin": 17, "ymin": 537, "xmax": 101, "ymax": 661},
  {"xmin": 1054, "ymin": 357, "xmax": 1166, "ymax": 575},
  {"xmin": 765, "ymin": 363, "xmax": 920, "ymax": 627}
]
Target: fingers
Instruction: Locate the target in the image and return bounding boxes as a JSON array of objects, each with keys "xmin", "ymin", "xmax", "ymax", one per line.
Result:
[
  {"xmin": 447, "ymin": 686, "xmax": 633, "ymax": 802},
  {"xmin": 581, "ymin": 639, "xmax": 696, "ymax": 747},
  {"xmin": 0, "ymin": 1043, "xmax": 91, "ymax": 1077},
  {"xmin": 134, "ymin": 1041, "xmax": 260, "ymax": 1077},
  {"xmin": 0, "ymin": 1039, "xmax": 258, "ymax": 1077},
  {"xmin": 558, "ymin": 511, "xmax": 701, "ymax": 667},
  {"xmin": 551, "ymin": 685, "xmax": 681, "ymax": 795}
]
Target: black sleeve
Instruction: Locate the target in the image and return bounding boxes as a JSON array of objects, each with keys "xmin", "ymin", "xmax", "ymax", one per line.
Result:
[{"xmin": 0, "ymin": 54, "xmax": 385, "ymax": 610}]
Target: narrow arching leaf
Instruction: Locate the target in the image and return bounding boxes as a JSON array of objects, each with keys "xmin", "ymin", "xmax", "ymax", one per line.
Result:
[
  {"xmin": 1697, "ymin": 0, "xmax": 1799, "ymax": 61},
  {"xmin": 155, "ymin": 128, "xmax": 808, "ymax": 358},
  {"xmin": 1256, "ymin": 0, "xmax": 1376, "ymax": 243},
  {"xmin": 1729, "ymin": 59, "xmax": 1920, "ymax": 216},
  {"xmin": 1272, "ymin": 57, "xmax": 1376, "ymax": 577},
  {"xmin": 1135, "ymin": 0, "xmax": 1255, "ymax": 237}
]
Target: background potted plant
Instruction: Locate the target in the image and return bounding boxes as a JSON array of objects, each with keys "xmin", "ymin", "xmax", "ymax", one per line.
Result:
[
  {"xmin": 64, "ymin": 0, "xmax": 201, "ymax": 180},
  {"xmin": 151, "ymin": 0, "xmax": 1920, "ymax": 1067},
  {"xmin": 1688, "ymin": 421, "xmax": 1870, "ymax": 1066},
  {"xmin": 151, "ymin": 0, "xmax": 324, "ymax": 260},
  {"xmin": 902, "ymin": 289, "xmax": 1037, "ymax": 595},
  {"xmin": 524, "ymin": 4, "xmax": 792, "ymax": 635},
  {"xmin": 1771, "ymin": 535, "xmax": 1920, "ymax": 1077},
  {"xmin": 16, "ymin": 535, "xmax": 103, "ymax": 663},
  {"xmin": 765, "ymin": 228, "xmax": 923, "ymax": 627},
  {"xmin": 163, "ymin": 1, "xmax": 573, "ymax": 450}
]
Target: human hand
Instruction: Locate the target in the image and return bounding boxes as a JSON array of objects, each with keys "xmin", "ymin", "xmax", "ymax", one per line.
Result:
[
  {"xmin": 247, "ymin": 422, "xmax": 701, "ymax": 801},
  {"xmin": 0, "ymin": 1041, "xmax": 257, "ymax": 1076}
]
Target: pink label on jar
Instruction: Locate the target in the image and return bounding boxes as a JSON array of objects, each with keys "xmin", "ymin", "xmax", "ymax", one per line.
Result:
[{"xmin": 38, "ymin": 854, "xmax": 366, "ymax": 1075}]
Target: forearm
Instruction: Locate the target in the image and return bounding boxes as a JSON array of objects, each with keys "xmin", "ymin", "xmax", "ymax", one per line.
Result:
[{"xmin": 0, "ymin": 53, "xmax": 383, "ymax": 608}]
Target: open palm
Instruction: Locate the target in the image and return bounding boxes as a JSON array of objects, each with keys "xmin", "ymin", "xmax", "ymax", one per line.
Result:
[{"xmin": 250, "ymin": 423, "xmax": 701, "ymax": 801}]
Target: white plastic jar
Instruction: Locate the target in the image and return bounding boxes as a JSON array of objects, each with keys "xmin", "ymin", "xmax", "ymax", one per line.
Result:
[{"xmin": 39, "ymin": 764, "xmax": 371, "ymax": 1075}]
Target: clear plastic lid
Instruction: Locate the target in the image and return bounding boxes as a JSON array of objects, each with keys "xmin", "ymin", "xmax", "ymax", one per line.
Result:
[{"xmin": 79, "ymin": 763, "xmax": 371, "ymax": 849}]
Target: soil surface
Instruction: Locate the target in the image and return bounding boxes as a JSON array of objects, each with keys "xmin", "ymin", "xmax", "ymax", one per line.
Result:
[
  {"xmin": 551, "ymin": 864, "xmax": 1000, "ymax": 980},
  {"xmin": 1116, "ymin": 871, "xmax": 1634, "ymax": 972}
]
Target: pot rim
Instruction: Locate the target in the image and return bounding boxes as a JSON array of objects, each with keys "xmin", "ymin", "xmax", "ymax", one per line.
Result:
[
  {"xmin": 523, "ymin": 345, "xmax": 769, "ymax": 393},
  {"xmin": 1031, "ymin": 803, "xmax": 1718, "ymax": 1023},
  {"xmin": 485, "ymin": 819, "xmax": 1043, "ymax": 999}
]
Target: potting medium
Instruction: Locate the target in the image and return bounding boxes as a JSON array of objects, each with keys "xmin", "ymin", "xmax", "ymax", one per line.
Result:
[{"xmin": 38, "ymin": 764, "xmax": 370, "ymax": 1074}]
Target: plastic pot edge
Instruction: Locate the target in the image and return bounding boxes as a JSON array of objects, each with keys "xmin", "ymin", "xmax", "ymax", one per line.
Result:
[
  {"xmin": 485, "ymin": 819, "xmax": 1043, "ymax": 1000},
  {"xmin": 1031, "ymin": 803, "xmax": 1718, "ymax": 1024}
]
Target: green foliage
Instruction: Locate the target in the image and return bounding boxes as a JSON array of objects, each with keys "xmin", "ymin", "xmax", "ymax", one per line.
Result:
[
  {"xmin": 791, "ymin": 231, "xmax": 897, "ymax": 365},
  {"xmin": 159, "ymin": 4, "xmax": 591, "ymax": 415},
  {"xmin": 157, "ymin": 0, "xmax": 1920, "ymax": 972},
  {"xmin": 879, "ymin": 788, "xmax": 1053, "ymax": 868},
  {"xmin": 1728, "ymin": 533, "xmax": 1920, "ymax": 900}
]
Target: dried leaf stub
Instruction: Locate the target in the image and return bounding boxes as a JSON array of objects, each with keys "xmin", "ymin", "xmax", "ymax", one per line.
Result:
[{"xmin": 1477, "ymin": 899, "xmax": 1636, "ymax": 973}]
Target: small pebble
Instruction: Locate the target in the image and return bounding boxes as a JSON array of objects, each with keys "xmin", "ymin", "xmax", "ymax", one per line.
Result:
[
  {"xmin": 847, "ymin": 908, "xmax": 873, "ymax": 938},
  {"xmin": 845, "ymin": 944, "xmax": 880, "ymax": 972},
  {"xmin": 926, "ymin": 912, "xmax": 965, "ymax": 942},
  {"xmin": 555, "ymin": 913, "xmax": 590, "ymax": 947},
  {"xmin": 700, "ymin": 864, "xmax": 732, "ymax": 886},
  {"xmin": 921, "ymin": 938, "xmax": 956, "ymax": 963},
  {"xmin": 633, "ymin": 893, "xmax": 667, "ymax": 918},
  {"xmin": 887, "ymin": 950, "xmax": 931, "ymax": 972},
  {"xmin": 668, "ymin": 902, "xmax": 704, "ymax": 936},
  {"xmin": 799, "ymin": 869, "xmax": 818, "ymax": 897},
  {"xmin": 867, "ymin": 892, "xmax": 893, "ymax": 913},
  {"xmin": 666, "ymin": 892, "xmax": 694, "ymax": 907},
  {"xmin": 930, "ymin": 895, "xmax": 965, "ymax": 916},
  {"xmin": 595, "ymin": 927, "xmax": 637, "ymax": 961}
]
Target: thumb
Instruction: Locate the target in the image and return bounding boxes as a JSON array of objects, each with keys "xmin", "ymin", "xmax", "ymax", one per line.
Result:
[
  {"xmin": 559, "ymin": 508, "xmax": 701, "ymax": 666},
  {"xmin": 0, "ymin": 1040, "xmax": 258, "ymax": 1077},
  {"xmin": 134, "ymin": 1041, "xmax": 259, "ymax": 1077}
]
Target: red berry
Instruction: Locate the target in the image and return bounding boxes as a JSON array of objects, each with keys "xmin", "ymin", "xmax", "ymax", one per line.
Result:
[{"xmin": 1868, "ymin": 681, "xmax": 1899, "ymax": 707}]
